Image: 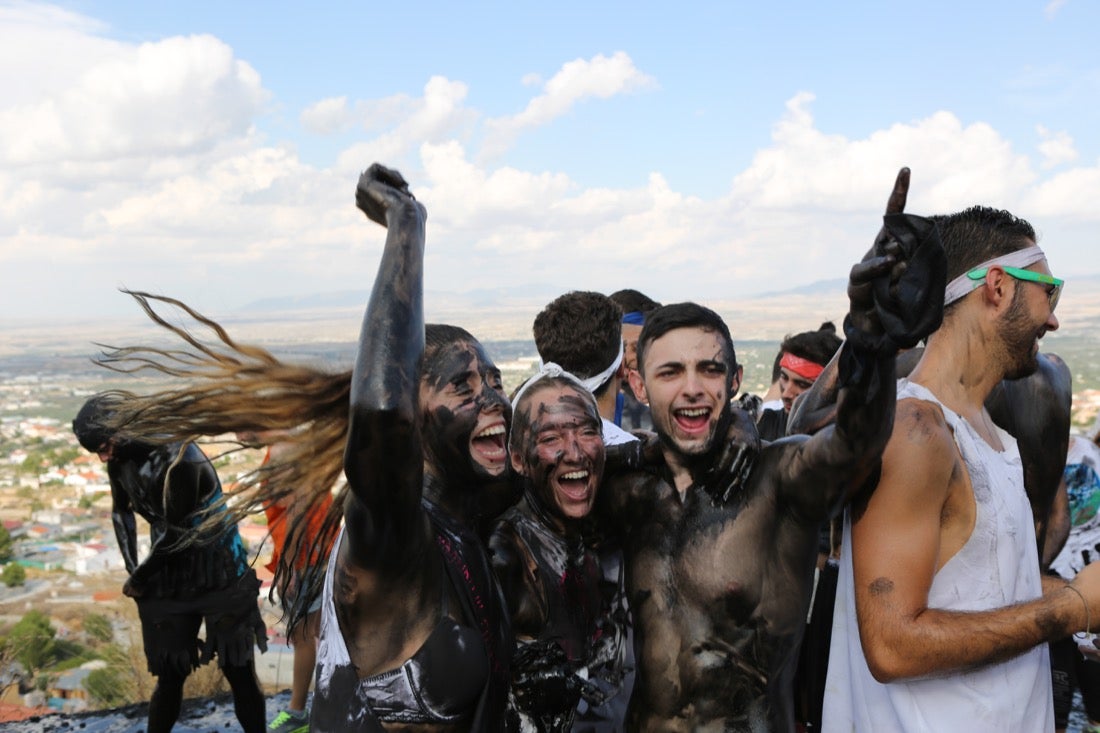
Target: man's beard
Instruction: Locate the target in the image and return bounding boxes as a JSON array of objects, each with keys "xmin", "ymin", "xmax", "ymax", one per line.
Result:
[{"xmin": 999, "ymin": 288, "xmax": 1041, "ymax": 380}]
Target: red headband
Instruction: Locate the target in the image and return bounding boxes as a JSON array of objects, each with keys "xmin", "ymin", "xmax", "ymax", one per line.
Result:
[{"xmin": 780, "ymin": 353, "xmax": 825, "ymax": 381}]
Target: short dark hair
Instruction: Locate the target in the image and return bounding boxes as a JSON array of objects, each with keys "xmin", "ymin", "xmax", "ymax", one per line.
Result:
[
  {"xmin": 936, "ymin": 204, "xmax": 1037, "ymax": 282},
  {"xmin": 636, "ymin": 302, "xmax": 736, "ymax": 377},
  {"xmin": 533, "ymin": 291, "xmax": 623, "ymax": 396},
  {"xmin": 779, "ymin": 322, "xmax": 842, "ymax": 369},
  {"xmin": 609, "ymin": 289, "xmax": 661, "ymax": 316}
]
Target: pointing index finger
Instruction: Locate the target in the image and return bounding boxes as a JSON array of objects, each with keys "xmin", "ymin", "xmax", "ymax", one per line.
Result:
[{"xmin": 885, "ymin": 167, "xmax": 910, "ymax": 216}]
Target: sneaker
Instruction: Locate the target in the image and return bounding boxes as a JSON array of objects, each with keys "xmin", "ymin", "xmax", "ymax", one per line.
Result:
[{"xmin": 268, "ymin": 709, "xmax": 310, "ymax": 733}]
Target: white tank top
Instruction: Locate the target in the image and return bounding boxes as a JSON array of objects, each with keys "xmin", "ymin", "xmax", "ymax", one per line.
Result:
[{"xmin": 822, "ymin": 379, "xmax": 1054, "ymax": 733}]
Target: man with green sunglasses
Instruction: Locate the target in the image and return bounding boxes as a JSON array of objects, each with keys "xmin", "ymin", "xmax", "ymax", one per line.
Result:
[
  {"xmin": 942, "ymin": 243, "xmax": 1064, "ymax": 311},
  {"xmin": 824, "ymin": 205, "xmax": 1090, "ymax": 733},
  {"xmin": 964, "ymin": 262, "xmax": 1064, "ymax": 312}
]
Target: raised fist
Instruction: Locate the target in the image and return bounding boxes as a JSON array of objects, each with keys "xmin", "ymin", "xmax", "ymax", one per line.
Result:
[{"xmin": 355, "ymin": 163, "xmax": 423, "ymax": 227}]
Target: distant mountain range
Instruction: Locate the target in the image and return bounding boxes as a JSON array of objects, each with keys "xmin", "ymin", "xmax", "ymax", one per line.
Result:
[
  {"xmin": 3, "ymin": 274, "xmax": 1098, "ymax": 360},
  {"xmin": 240, "ymin": 273, "xmax": 1100, "ymax": 314},
  {"xmin": 239, "ymin": 283, "xmax": 575, "ymax": 313}
]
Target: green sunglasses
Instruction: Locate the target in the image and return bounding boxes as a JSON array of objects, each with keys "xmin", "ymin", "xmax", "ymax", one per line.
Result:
[{"xmin": 966, "ymin": 265, "xmax": 1064, "ymax": 311}]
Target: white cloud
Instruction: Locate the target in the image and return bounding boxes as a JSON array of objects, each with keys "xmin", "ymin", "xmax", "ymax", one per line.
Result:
[
  {"xmin": 730, "ymin": 92, "xmax": 1036, "ymax": 214},
  {"xmin": 1045, "ymin": 0, "xmax": 1067, "ymax": 19},
  {"xmin": 330, "ymin": 76, "xmax": 477, "ymax": 175},
  {"xmin": 3, "ymin": 7, "xmax": 1099, "ymax": 325},
  {"xmin": 0, "ymin": 1, "xmax": 111, "ymax": 105},
  {"xmin": 407, "ymin": 93, "xmax": 1100, "ymax": 310},
  {"xmin": 300, "ymin": 96, "xmax": 352, "ymax": 135},
  {"xmin": 1036, "ymin": 124, "xmax": 1078, "ymax": 168},
  {"xmin": 0, "ymin": 32, "xmax": 267, "ymax": 168},
  {"xmin": 1024, "ymin": 163, "xmax": 1100, "ymax": 219},
  {"xmin": 481, "ymin": 51, "xmax": 657, "ymax": 158}
]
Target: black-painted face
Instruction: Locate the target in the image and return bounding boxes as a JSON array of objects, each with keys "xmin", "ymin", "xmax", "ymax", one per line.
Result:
[
  {"xmin": 420, "ymin": 340, "xmax": 512, "ymax": 486},
  {"xmin": 511, "ymin": 384, "xmax": 605, "ymax": 522}
]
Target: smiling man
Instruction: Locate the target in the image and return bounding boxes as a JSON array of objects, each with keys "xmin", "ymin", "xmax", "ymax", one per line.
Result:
[
  {"xmin": 598, "ymin": 169, "xmax": 946, "ymax": 731},
  {"xmin": 822, "ymin": 206, "xmax": 1100, "ymax": 733}
]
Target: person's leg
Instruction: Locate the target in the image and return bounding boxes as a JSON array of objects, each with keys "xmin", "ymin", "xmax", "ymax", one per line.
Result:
[
  {"xmin": 288, "ymin": 610, "xmax": 320, "ymax": 712},
  {"xmin": 1050, "ymin": 636, "xmax": 1077, "ymax": 733},
  {"xmin": 137, "ymin": 600, "xmax": 200, "ymax": 733},
  {"xmin": 147, "ymin": 667, "xmax": 187, "ymax": 733},
  {"xmin": 1077, "ymin": 652, "xmax": 1100, "ymax": 730},
  {"xmin": 202, "ymin": 571, "xmax": 268, "ymax": 733},
  {"xmin": 223, "ymin": 660, "xmax": 266, "ymax": 733}
]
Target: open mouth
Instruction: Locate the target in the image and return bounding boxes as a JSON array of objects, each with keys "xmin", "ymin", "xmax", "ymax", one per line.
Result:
[
  {"xmin": 471, "ymin": 423, "xmax": 506, "ymax": 462},
  {"xmin": 673, "ymin": 406, "xmax": 711, "ymax": 434},
  {"xmin": 556, "ymin": 469, "xmax": 591, "ymax": 501}
]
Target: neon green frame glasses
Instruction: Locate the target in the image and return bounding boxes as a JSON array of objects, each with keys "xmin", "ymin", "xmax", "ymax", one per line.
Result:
[{"xmin": 966, "ymin": 265, "xmax": 1064, "ymax": 311}]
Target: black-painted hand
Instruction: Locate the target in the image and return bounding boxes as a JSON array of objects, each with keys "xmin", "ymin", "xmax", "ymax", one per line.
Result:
[
  {"xmin": 355, "ymin": 163, "xmax": 419, "ymax": 227},
  {"xmin": 699, "ymin": 408, "xmax": 760, "ymax": 506}
]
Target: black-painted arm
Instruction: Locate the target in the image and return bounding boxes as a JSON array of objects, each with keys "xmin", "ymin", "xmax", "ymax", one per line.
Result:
[
  {"xmin": 1042, "ymin": 476, "xmax": 1070, "ymax": 569},
  {"xmin": 110, "ymin": 473, "xmax": 139, "ymax": 575},
  {"xmin": 342, "ymin": 164, "xmax": 429, "ymax": 571},
  {"xmin": 781, "ymin": 168, "xmax": 945, "ymax": 522},
  {"xmin": 987, "ymin": 352, "xmax": 1072, "ymax": 562}
]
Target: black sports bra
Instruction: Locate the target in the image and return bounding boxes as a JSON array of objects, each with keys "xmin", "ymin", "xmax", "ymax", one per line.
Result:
[{"xmin": 311, "ymin": 529, "xmax": 490, "ymax": 731}]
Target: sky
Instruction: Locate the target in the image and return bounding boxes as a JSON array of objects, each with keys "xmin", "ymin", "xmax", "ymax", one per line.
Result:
[{"xmin": 2, "ymin": 0, "xmax": 1099, "ymax": 323}]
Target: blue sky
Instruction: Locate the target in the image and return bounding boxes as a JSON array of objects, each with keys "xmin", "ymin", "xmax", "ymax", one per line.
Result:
[{"xmin": 2, "ymin": 0, "xmax": 1098, "ymax": 323}]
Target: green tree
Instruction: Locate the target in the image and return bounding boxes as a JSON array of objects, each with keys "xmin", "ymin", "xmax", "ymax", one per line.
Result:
[
  {"xmin": 2, "ymin": 562, "xmax": 25, "ymax": 587},
  {"xmin": 4, "ymin": 610, "xmax": 56, "ymax": 674},
  {"xmin": 0, "ymin": 525, "xmax": 11, "ymax": 562},
  {"xmin": 53, "ymin": 446, "xmax": 81, "ymax": 466},
  {"xmin": 83, "ymin": 614, "xmax": 113, "ymax": 644},
  {"xmin": 85, "ymin": 667, "xmax": 127, "ymax": 707}
]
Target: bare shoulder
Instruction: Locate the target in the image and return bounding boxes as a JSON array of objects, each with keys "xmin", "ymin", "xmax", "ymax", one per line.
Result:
[
  {"xmin": 891, "ymin": 396, "xmax": 952, "ymax": 449},
  {"xmin": 883, "ymin": 396, "xmax": 958, "ymax": 484},
  {"xmin": 852, "ymin": 397, "xmax": 956, "ymax": 522}
]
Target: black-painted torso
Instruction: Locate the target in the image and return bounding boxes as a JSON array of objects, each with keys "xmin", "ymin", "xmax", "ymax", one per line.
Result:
[
  {"xmin": 491, "ymin": 494, "xmax": 604, "ymax": 731},
  {"xmin": 311, "ymin": 504, "xmax": 506, "ymax": 733},
  {"xmin": 108, "ymin": 441, "xmax": 248, "ymax": 598},
  {"xmin": 606, "ymin": 437, "xmax": 829, "ymax": 732}
]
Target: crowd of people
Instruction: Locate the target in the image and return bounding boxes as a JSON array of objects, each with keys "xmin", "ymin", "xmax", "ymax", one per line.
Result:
[{"xmin": 71, "ymin": 162, "xmax": 1100, "ymax": 733}]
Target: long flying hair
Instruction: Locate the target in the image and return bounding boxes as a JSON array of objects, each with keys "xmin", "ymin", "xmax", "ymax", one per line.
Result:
[{"xmin": 94, "ymin": 290, "xmax": 351, "ymax": 632}]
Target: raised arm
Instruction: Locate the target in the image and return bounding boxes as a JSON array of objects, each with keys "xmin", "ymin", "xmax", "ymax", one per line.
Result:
[
  {"xmin": 779, "ymin": 168, "xmax": 945, "ymax": 522},
  {"xmin": 342, "ymin": 164, "xmax": 429, "ymax": 570}
]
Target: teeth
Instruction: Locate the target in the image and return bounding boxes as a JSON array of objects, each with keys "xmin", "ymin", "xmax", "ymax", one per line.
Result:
[
  {"xmin": 475, "ymin": 425, "xmax": 505, "ymax": 439},
  {"xmin": 676, "ymin": 407, "xmax": 709, "ymax": 417},
  {"xmin": 561, "ymin": 471, "xmax": 589, "ymax": 480}
]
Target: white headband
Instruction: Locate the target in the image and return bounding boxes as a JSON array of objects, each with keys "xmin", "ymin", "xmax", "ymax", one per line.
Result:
[
  {"xmin": 943, "ymin": 245, "xmax": 1047, "ymax": 306},
  {"xmin": 536, "ymin": 338, "xmax": 623, "ymax": 396},
  {"xmin": 511, "ymin": 363, "xmax": 589, "ymax": 412}
]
